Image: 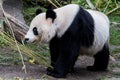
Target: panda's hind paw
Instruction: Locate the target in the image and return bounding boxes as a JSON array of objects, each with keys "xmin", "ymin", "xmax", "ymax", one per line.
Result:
[{"xmin": 87, "ymin": 66, "xmax": 106, "ymax": 71}]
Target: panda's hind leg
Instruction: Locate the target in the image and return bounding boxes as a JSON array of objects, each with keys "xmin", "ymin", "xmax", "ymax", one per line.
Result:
[{"xmin": 87, "ymin": 43, "xmax": 109, "ymax": 71}]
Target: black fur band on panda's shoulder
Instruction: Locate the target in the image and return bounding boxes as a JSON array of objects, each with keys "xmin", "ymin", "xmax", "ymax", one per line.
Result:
[
  {"xmin": 36, "ymin": 8, "xmax": 42, "ymax": 15},
  {"xmin": 78, "ymin": 7, "xmax": 95, "ymax": 47},
  {"xmin": 46, "ymin": 9, "xmax": 56, "ymax": 22}
]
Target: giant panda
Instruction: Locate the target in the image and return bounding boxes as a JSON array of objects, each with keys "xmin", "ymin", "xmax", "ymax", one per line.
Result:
[{"xmin": 24, "ymin": 4, "xmax": 110, "ymax": 78}]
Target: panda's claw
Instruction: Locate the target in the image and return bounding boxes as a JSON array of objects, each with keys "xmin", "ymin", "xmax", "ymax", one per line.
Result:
[{"xmin": 87, "ymin": 66, "xmax": 106, "ymax": 71}]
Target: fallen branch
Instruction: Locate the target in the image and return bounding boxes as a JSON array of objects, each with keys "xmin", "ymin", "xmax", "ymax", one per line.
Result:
[{"xmin": 3, "ymin": 12, "xmax": 29, "ymax": 43}]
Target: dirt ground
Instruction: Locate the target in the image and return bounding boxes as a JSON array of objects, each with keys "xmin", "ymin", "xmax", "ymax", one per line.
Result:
[{"xmin": 0, "ymin": 46, "xmax": 116, "ymax": 80}]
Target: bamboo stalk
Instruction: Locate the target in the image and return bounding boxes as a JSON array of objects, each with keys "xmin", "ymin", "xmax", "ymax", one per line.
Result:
[
  {"xmin": 86, "ymin": 0, "xmax": 96, "ymax": 10},
  {"xmin": 54, "ymin": 0, "xmax": 61, "ymax": 7},
  {"xmin": 103, "ymin": 0, "xmax": 110, "ymax": 13},
  {"xmin": 48, "ymin": 0, "xmax": 58, "ymax": 8}
]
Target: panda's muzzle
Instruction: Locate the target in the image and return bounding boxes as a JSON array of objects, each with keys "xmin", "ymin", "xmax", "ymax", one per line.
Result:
[
  {"xmin": 24, "ymin": 38, "xmax": 29, "ymax": 42},
  {"xmin": 24, "ymin": 31, "xmax": 43, "ymax": 43}
]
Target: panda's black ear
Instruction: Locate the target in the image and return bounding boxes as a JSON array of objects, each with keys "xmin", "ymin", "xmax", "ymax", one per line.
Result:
[
  {"xmin": 46, "ymin": 9, "xmax": 56, "ymax": 22},
  {"xmin": 36, "ymin": 8, "xmax": 42, "ymax": 15}
]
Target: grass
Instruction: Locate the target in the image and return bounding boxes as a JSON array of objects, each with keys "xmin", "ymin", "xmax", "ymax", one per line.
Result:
[
  {"xmin": 110, "ymin": 48, "xmax": 120, "ymax": 55},
  {"xmin": 97, "ymin": 76, "xmax": 108, "ymax": 80},
  {"xmin": 0, "ymin": 76, "xmax": 48, "ymax": 80},
  {"xmin": 22, "ymin": 4, "xmax": 46, "ymax": 25},
  {"xmin": 111, "ymin": 62, "xmax": 120, "ymax": 67},
  {"xmin": 110, "ymin": 25, "xmax": 120, "ymax": 45},
  {"xmin": 109, "ymin": 15, "xmax": 120, "ymax": 55},
  {"xmin": 109, "ymin": 15, "xmax": 120, "ymax": 45},
  {"xmin": 22, "ymin": 6, "xmax": 39, "ymax": 25}
]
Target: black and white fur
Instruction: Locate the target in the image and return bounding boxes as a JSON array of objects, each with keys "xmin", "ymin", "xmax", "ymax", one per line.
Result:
[{"xmin": 24, "ymin": 4, "xmax": 110, "ymax": 78}]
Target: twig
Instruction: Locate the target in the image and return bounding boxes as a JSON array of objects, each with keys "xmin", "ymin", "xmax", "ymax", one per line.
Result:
[
  {"xmin": 48, "ymin": 0, "xmax": 58, "ymax": 8},
  {"xmin": 111, "ymin": 22, "xmax": 120, "ymax": 25},
  {"xmin": 106, "ymin": 6, "xmax": 120, "ymax": 15},
  {"xmin": 54, "ymin": 0, "xmax": 61, "ymax": 7},
  {"xmin": 103, "ymin": 0, "xmax": 110, "ymax": 13},
  {"xmin": 86, "ymin": 0, "xmax": 96, "ymax": 10},
  {"xmin": 115, "ymin": 0, "xmax": 118, "ymax": 6},
  {"xmin": 95, "ymin": 0, "xmax": 100, "ymax": 8}
]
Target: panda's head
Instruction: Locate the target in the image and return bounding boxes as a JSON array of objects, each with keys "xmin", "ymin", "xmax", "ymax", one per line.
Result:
[{"xmin": 24, "ymin": 9, "xmax": 56, "ymax": 43}]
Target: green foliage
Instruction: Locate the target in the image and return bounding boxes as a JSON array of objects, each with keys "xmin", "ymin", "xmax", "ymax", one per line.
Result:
[
  {"xmin": 0, "ymin": 34, "xmax": 8, "ymax": 46},
  {"xmin": 0, "ymin": 20, "xmax": 2, "ymax": 28},
  {"xmin": 113, "ymin": 71, "xmax": 120, "ymax": 75},
  {"xmin": 110, "ymin": 23, "xmax": 120, "ymax": 45},
  {"xmin": 111, "ymin": 62, "xmax": 120, "ymax": 67},
  {"xmin": 96, "ymin": 76, "xmax": 108, "ymax": 80},
  {"xmin": 25, "ymin": 43, "xmax": 49, "ymax": 57},
  {"xmin": 110, "ymin": 48, "xmax": 120, "ymax": 55},
  {"xmin": 72, "ymin": 0, "xmax": 120, "ymax": 14},
  {"xmin": 22, "ymin": 0, "xmax": 36, "ymax": 6},
  {"xmin": 109, "ymin": 14, "xmax": 120, "ymax": 23},
  {"xmin": 109, "ymin": 14, "xmax": 120, "ymax": 45},
  {"xmin": 72, "ymin": 0, "xmax": 89, "ymax": 8},
  {"xmin": 22, "ymin": 6, "xmax": 39, "ymax": 25},
  {"xmin": 22, "ymin": 6, "xmax": 47, "ymax": 25},
  {"xmin": 22, "ymin": 0, "xmax": 42, "ymax": 25},
  {"xmin": 22, "ymin": 0, "xmax": 120, "ymax": 25}
]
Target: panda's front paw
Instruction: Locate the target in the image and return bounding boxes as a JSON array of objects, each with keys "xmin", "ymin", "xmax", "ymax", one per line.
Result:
[{"xmin": 47, "ymin": 67, "xmax": 66, "ymax": 78}]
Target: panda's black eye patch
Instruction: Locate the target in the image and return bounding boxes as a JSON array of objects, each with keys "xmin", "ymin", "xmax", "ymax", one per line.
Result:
[{"xmin": 33, "ymin": 27, "xmax": 38, "ymax": 35}]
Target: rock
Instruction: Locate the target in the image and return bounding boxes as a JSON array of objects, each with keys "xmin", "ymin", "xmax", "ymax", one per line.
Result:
[{"xmin": 3, "ymin": 0, "xmax": 25, "ymax": 23}]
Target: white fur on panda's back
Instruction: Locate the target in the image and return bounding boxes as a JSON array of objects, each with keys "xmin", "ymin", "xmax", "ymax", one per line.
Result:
[{"xmin": 81, "ymin": 10, "xmax": 109, "ymax": 56}]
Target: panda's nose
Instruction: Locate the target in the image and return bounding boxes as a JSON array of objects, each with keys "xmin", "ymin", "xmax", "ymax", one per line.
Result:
[{"xmin": 24, "ymin": 38, "xmax": 29, "ymax": 42}]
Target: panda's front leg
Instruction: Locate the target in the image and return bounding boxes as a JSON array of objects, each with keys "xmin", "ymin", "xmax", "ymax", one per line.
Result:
[
  {"xmin": 47, "ymin": 36, "xmax": 60, "ymax": 75},
  {"xmin": 47, "ymin": 42, "xmax": 80, "ymax": 78},
  {"xmin": 49, "ymin": 36, "xmax": 60, "ymax": 67},
  {"xmin": 47, "ymin": 52, "xmax": 75, "ymax": 78}
]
